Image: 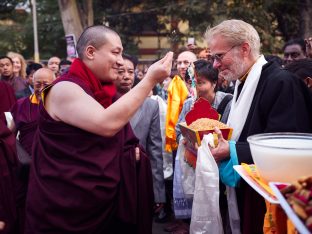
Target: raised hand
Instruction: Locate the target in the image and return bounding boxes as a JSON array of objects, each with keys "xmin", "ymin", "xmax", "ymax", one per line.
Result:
[{"xmin": 145, "ymin": 52, "xmax": 173, "ymax": 84}]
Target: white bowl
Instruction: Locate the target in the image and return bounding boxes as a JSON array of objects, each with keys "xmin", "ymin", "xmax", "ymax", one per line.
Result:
[{"xmin": 247, "ymin": 133, "xmax": 312, "ymax": 183}]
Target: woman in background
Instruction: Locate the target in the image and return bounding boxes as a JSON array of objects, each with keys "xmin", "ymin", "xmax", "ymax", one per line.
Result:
[{"xmin": 7, "ymin": 52, "xmax": 27, "ymax": 80}]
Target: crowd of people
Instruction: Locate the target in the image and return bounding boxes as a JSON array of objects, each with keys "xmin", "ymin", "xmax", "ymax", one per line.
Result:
[{"xmin": 0, "ymin": 19, "xmax": 312, "ymax": 234}]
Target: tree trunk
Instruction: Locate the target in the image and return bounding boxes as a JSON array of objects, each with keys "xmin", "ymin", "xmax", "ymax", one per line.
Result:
[
  {"xmin": 300, "ymin": 0, "xmax": 312, "ymax": 38},
  {"xmin": 80, "ymin": 0, "xmax": 94, "ymax": 28},
  {"xmin": 57, "ymin": 0, "xmax": 84, "ymax": 40}
]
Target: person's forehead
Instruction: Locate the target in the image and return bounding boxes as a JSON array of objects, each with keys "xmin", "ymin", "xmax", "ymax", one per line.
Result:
[
  {"xmin": 12, "ymin": 57, "xmax": 20, "ymax": 62},
  {"xmin": 177, "ymin": 53, "xmax": 195, "ymax": 62},
  {"xmin": 208, "ymin": 35, "xmax": 230, "ymax": 53},
  {"xmin": 104, "ymin": 33, "xmax": 123, "ymax": 50},
  {"xmin": 284, "ymin": 44, "xmax": 304, "ymax": 53},
  {"xmin": 48, "ymin": 57, "xmax": 60, "ymax": 63},
  {"xmin": 0, "ymin": 58, "xmax": 12, "ymax": 65},
  {"xmin": 34, "ymin": 73, "xmax": 54, "ymax": 82},
  {"xmin": 123, "ymin": 59, "xmax": 134, "ymax": 69}
]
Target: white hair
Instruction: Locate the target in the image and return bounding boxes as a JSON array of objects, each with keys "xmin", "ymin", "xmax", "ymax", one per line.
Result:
[{"xmin": 205, "ymin": 19, "xmax": 261, "ymax": 59}]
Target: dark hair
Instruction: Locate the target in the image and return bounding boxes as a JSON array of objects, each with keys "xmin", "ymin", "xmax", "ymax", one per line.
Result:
[
  {"xmin": 60, "ymin": 59, "xmax": 72, "ymax": 66},
  {"xmin": 76, "ymin": 25, "xmax": 118, "ymax": 59},
  {"xmin": 0, "ymin": 56, "xmax": 13, "ymax": 65},
  {"xmin": 26, "ymin": 62, "xmax": 43, "ymax": 76},
  {"xmin": 194, "ymin": 59, "xmax": 218, "ymax": 83},
  {"xmin": 284, "ymin": 58, "xmax": 312, "ymax": 81},
  {"xmin": 122, "ymin": 53, "xmax": 138, "ymax": 69},
  {"xmin": 283, "ymin": 38, "xmax": 306, "ymax": 54},
  {"xmin": 265, "ymin": 55, "xmax": 283, "ymax": 66}
]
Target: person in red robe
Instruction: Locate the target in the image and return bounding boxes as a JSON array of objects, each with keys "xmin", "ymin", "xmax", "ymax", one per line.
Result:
[
  {"xmin": 25, "ymin": 25, "xmax": 173, "ymax": 234},
  {"xmin": 0, "ymin": 121, "xmax": 19, "ymax": 234},
  {"xmin": 10, "ymin": 68, "xmax": 55, "ymax": 155},
  {"xmin": 0, "ymin": 80, "xmax": 16, "ymax": 124}
]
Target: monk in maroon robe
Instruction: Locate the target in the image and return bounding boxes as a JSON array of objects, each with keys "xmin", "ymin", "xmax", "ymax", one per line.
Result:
[
  {"xmin": 0, "ymin": 121, "xmax": 19, "ymax": 234},
  {"xmin": 25, "ymin": 25, "xmax": 173, "ymax": 234},
  {"xmin": 0, "ymin": 80, "xmax": 16, "ymax": 124},
  {"xmin": 11, "ymin": 68, "xmax": 55, "ymax": 155}
]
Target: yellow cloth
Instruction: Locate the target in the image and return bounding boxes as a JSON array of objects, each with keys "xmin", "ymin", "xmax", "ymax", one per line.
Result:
[
  {"xmin": 263, "ymin": 201, "xmax": 288, "ymax": 234},
  {"xmin": 29, "ymin": 93, "xmax": 40, "ymax": 104},
  {"xmin": 165, "ymin": 75, "xmax": 188, "ymax": 152}
]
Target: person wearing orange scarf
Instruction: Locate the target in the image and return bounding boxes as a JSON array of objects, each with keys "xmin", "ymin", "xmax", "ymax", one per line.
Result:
[{"xmin": 165, "ymin": 51, "xmax": 197, "ymax": 153}]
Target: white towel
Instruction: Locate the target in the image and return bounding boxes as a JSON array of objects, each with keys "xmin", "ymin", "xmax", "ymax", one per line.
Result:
[
  {"xmin": 227, "ymin": 55, "xmax": 268, "ymax": 141},
  {"xmin": 225, "ymin": 55, "xmax": 268, "ymax": 234}
]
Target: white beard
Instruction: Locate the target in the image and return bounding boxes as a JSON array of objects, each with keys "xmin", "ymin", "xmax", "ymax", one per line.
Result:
[{"xmin": 221, "ymin": 56, "xmax": 246, "ymax": 82}]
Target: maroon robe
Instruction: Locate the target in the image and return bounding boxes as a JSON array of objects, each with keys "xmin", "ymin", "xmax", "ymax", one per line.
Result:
[
  {"xmin": 1, "ymin": 76, "xmax": 30, "ymax": 99},
  {"xmin": 25, "ymin": 75, "xmax": 154, "ymax": 234},
  {"xmin": 10, "ymin": 95, "xmax": 39, "ymax": 155},
  {"xmin": 0, "ymin": 122, "xmax": 19, "ymax": 234},
  {"xmin": 0, "ymin": 80, "xmax": 16, "ymax": 124}
]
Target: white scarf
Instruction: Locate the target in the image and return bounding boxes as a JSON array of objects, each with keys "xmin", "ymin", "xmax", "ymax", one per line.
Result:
[
  {"xmin": 227, "ymin": 55, "xmax": 267, "ymax": 141},
  {"xmin": 225, "ymin": 55, "xmax": 267, "ymax": 234}
]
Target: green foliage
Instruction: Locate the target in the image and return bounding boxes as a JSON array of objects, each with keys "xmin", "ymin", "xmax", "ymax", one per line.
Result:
[
  {"xmin": 0, "ymin": 0, "xmax": 28, "ymax": 55},
  {"xmin": 0, "ymin": 0, "xmax": 66, "ymax": 60},
  {"xmin": 32, "ymin": 0, "xmax": 66, "ymax": 59},
  {"xmin": 93, "ymin": 0, "xmax": 166, "ymax": 56},
  {"xmin": 0, "ymin": 0, "xmax": 24, "ymax": 17},
  {"xmin": 0, "ymin": 0, "xmax": 310, "ymax": 59}
]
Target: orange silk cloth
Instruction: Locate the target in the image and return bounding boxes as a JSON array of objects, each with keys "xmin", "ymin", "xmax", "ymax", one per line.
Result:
[
  {"xmin": 165, "ymin": 75, "xmax": 188, "ymax": 152},
  {"xmin": 30, "ymin": 93, "xmax": 40, "ymax": 104}
]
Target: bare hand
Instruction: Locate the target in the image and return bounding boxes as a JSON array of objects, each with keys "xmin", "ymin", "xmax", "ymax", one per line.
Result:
[
  {"xmin": 145, "ymin": 52, "xmax": 173, "ymax": 84},
  {"xmin": 210, "ymin": 127, "xmax": 230, "ymax": 162},
  {"xmin": 135, "ymin": 147, "xmax": 140, "ymax": 161}
]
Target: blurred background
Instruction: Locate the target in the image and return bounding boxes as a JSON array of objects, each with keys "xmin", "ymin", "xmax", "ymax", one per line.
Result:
[{"xmin": 0, "ymin": 0, "xmax": 311, "ymax": 64}]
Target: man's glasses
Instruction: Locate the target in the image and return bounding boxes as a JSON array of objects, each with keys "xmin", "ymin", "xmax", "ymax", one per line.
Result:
[{"xmin": 211, "ymin": 45, "xmax": 237, "ymax": 63}]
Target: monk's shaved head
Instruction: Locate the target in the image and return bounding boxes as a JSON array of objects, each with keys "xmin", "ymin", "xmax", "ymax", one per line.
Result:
[
  {"xmin": 33, "ymin": 68, "xmax": 55, "ymax": 99},
  {"xmin": 76, "ymin": 25, "xmax": 119, "ymax": 59},
  {"xmin": 33, "ymin": 68, "xmax": 55, "ymax": 83},
  {"xmin": 176, "ymin": 51, "xmax": 197, "ymax": 79},
  {"xmin": 177, "ymin": 51, "xmax": 197, "ymax": 62}
]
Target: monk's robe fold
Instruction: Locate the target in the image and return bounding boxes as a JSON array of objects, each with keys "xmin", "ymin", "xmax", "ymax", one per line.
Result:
[
  {"xmin": 0, "ymin": 80, "xmax": 16, "ymax": 124},
  {"xmin": 0, "ymin": 122, "xmax": 19, "ymax": 234},
  {"xmin": 25, "ymin": 59, "xmax": 154, "ymax": 234},
  {"xmin": 11, "ymin": 94, "xmax": 40, "ymax": 155}
]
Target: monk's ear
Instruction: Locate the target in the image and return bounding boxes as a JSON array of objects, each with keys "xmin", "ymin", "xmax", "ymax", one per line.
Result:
[{"xmin": 85, "ymin": 45, "xmax": 96, "ymax": 60}]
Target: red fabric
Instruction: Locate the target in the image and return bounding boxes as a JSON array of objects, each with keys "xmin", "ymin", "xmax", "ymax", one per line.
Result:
[
  {"xmin": 68, "ymin": 58, "xmax": 116, "ymax": 108},
  {"xmin": 25, "ymin": 77, "xmax": 154, "ymax": 233},
  {"xmin": 0, "ymin": 122, "xmax": 19, "ymax": 234},
  {"xmin": 0, "ymin": 81, "xmax": 16, "ymax": 124}
]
